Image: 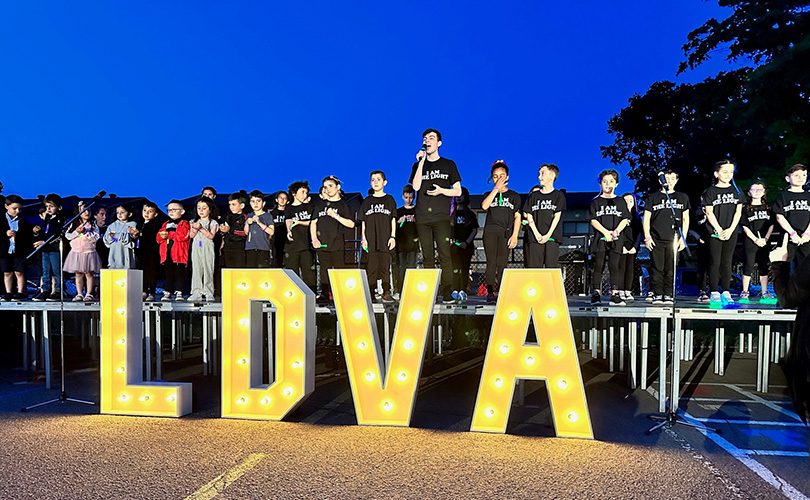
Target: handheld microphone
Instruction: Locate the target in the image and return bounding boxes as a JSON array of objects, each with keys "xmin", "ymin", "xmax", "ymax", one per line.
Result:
[
  {"xmin": 657, "ymin": 171, "xmax": 667, "ymax": 187},
  {"xmin": 420, "ymin": 144, "xmax": 428, "ymax": 151}
]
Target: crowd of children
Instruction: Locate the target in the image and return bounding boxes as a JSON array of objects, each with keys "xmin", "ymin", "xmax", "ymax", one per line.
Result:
[{"xmin": 0, "ymin": 134, "xmax": 807, "ymax": 309}]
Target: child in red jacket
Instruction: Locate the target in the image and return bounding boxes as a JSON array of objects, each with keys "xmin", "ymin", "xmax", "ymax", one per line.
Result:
[{"xmin": 157, "ymin": 200, "xmax": 191, "ymax": 301}]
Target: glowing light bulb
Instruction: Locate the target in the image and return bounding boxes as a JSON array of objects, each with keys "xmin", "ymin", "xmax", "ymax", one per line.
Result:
[
  {"xmin": 357, "ymin": 340, "xmax": 368, "ymax": 351},
  {"xmin": 237, "ymin": 281, "xmax": 249, "ymax": 290},
  {"xmin": 116, "ymin": 279, "xmax": 127, "ymax": 288},
  {"xmin": 285, "ymin": 290, "xmax": 295, "ymax": 299},
  {"xmin": 237, "ymin": 358, "xmax": 248, "ymax": 365},
  {"xmin": 485, "ymin": 407, "xmax": 496, "ymax": 418},
  {"xmin": 402, "ymin": 339, "xmax": 415, "ymax": 351},
  {"xmin": 552, "ymin": 345, "xmax": 562, "ymax": 356},
  {"xmin": 283, "ymin": 387, "xmax": 294, "ymax": 397},
  {"xmin": 260, "ymin": 281, "xmax": 271, "ymax": 290},
  {"xmin": 261, "ymin": 397, "xmax": 271, "ymax": 405},
  {"xmin": 545, "ymin": 309, "xmax": 558, "ymax": 320},
  {"xmin": 410, "ymin": 310, "xmax": 423, "ymax": 321},
  {"xmin": 397, "ymin": 371, "xmax": 408, "ymax": 381},
  {"xmin": 139, "ymin": 395, "xmax": 151, "ymax": 402},
  {"xmin": 116, "ymin": 338, "xmax": 126, "ymax": 346},
  {"xmin": 116, "ymin": 366, "xmax": 125, "ymax": 374},
  {"xmin": 352, "ymin": 309, "xmax": 363, "ymax": 320},
  {"xmin": 237, "ymin": 396, "xmax": 248, "ymax": 405},
  {"xmin": 117, "ymin": 307, "xmax": 126, "ymax": 317},
  {"xmin": 416, "ymin": 282, "xmax": 427, "ymax": 293},
  {"xmin": 292, "ymin": 360, "xmax": 302, "ymax": 369},
  {"xmin": 382, "ymin": 401, "xmax": 393, "ymax": 412},
  {"xmin": 526, "ymin": 287, "xmax": 537, "ymax": 297},
  {"xmin": 166, "ymin": 395, "xmax": 176, "ymax": 403},
  {"xmin": 345, "ymin": 278, "xmax": 357, "ymax": 289},
  {"xmin": 567, "ymin": 411, "xmax": 579, "ymax": 423},
  {"xmin": 557, "ymin": 379, "xmax": 568, "ymax": 390},
  {"xmin": 239, "ymin": 318, "xmax": 250, "ymax": 328},
  {"xmin": 493, "ymin": 377, "xmax": 504, "ymax": 388},
  {"xmin": 119, "ymin": 394, "xmax": 129, "ymax": 402},
  {"xmin": 364, "ymin": 371, "xmax": 375, "ymax": 382},
  {"xmin": 508, "ymin": 311, "xmax": 518, "ymax": 321},
  {"xmin": 499, "ymin": 343, "xmax": 510, "ymax": 355},
  {"xmin": 525, "ymin": 356, "xmax": 536, "ymax": 366},
  {"xmin": 290, "ymin": 320, "xmax": 301, "ymax": 328}
]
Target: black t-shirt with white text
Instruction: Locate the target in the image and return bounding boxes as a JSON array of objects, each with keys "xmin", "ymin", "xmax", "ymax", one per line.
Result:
[
  {"xmin": 452, "ymin": 207, "xmax": 479, "ymax": 248},
  {"xmin": 286, "ymin": 203, "xmax": 314, "ymax": 253},
  {"xmin": 409, "ymin": 157, "xmax": 461, "ymax": 224},
  {"xmin": 773, "ymin": 190, "xmax": 810, "ymax": 233},
  {"xmin": 643, "ymin": 191, "xmax": 691, "ymax": 240},
  {"xmin": 589, "ymin": 196, "xmax": 630, "ymax": 251},
  {"xmin": 740, "ymin": 204, "xmax": 772, "ymax": 237},
  {"xmin": 523, "ymin": 189, "xmax": 566, "ymax": 243},
  {"xmin": 312, "ymin": 199, "xmax": 352, "ymax": 251},
  {"xmin": 483, "ymin": 189, "xmax": 521, "ymax": 235},
  {"xmin": 358, "ymin": 194, "xmax": 397, "ymax": 252},
  {"xmin": 701, "ymin": 185, "xmax": 745, "ymax": 231},
  {"xmin": 396, "ymin": 206, "xmax": 418, "ymax": 253}
]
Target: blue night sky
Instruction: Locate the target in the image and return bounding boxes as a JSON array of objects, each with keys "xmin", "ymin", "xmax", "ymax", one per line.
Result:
[{"xmin": 1, "ymin": 1, "xmax": 735, "ymax": 204}]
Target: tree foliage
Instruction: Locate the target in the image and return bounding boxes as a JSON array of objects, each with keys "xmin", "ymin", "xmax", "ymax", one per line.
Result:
[{"xmin": 603, "ymin": 1, "xmax": 810, "ymax": 199}]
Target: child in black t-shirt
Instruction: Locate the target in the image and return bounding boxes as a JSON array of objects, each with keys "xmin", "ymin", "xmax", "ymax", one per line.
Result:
[
  {"xmin": 220, "ymin": 191, "xmax": 248, "ymax": 269},
  {"xmin": 271, "ymin": 191, "xmax": 288, "ymax": 268},
  {"xmin": 480, "ymin": 160, "xmax": 521, "ymax": 303},
  {"xmin": 359, "ymin": 170, "xmax": 398, "ymax": 303},
  {"xmin": 589, "ymin": 169, "xmax": 631, "ymax": 306},
  {"xmin": 409, "ymin": 128, "xmax": 462, "ymax": 303},
  {"xmin": 773, "ymin": 163, "xmax": 810, "ymax": 266},
  {"xmin": 523, "ymin": 164, "xmax": 566, "ymax": 269},
  {"xmin": 285, "ymin": 181, "xmax": 316, "ymax": 291},
  {"xmin": 642, "ymin": 170, "xmax": 691, "ymax": 305},
  {"xmin": 394, "ymin": 184, "xmax": 418, "ymax": 296},
  {"xmin": 701, "ymin": 160, "xmax": 744, "ymax": 306},
  {"xmin": 450, "ymin": 187, "xmax": 479, "ymax": 303},
  {"xmin": 740, "ymin": 180, "xmax": 774, "ymax": 302},
  {"xmin": 311, "ymin": 175, "xmax": 355, "ymax": 304}
]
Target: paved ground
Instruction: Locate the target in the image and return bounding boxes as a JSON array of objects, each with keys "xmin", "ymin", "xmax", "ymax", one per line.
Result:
[{"xmin": 0, "ymin": 317, "xmax": 807, "ymax": 499}]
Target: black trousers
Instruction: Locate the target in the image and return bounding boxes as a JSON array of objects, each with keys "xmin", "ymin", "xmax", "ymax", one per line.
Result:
[
  {"xmin": 138, "ymin": 252, "xmax": 160, "ymax": 295},
  {"xmin": 317, "ymin": 249, "xmax": 344, "ymax": 295},
  {"xmin": 163, "ymin": 261, "xmax": 188, "ymax": 294},
  {"xmin": 222, "ymin": 249, "xmax": 247, "ymax": 268},
  {"xmin": 393, "ymin": 251, "xmax": 418, "ymax": 293},
  {"xmin": 787, "ymin": 242, "xmax": 810, "ymax": 267},
  {"xmin": 416, "ymin": 220, "xmax": 453, "ymax": 296},
  {"xmin": 743, "ymin": 238, "xmax": 769, "ymax": 277},
  {"xmin": 651, "ymin": 240, "xmax": 677, "ymax": 296},
  {"xmin": 285, "ymin": 249, "xmax": 317, "ymax": 292},
  {"xmin": 621, "ymin": 253, "xmax": 635, "ymax": 293},
  {"xmin": 367, "ymin": 250, "xmax": 392, "ymax": 293},
  {"xmin": 591, "ymin": 248, "xmax": 623, "ymax": 293},
  {"xmin": 483, "ymin": 228, "xmax": 509, "ymax": 288},
  {"xmin": 273, "ymin": 238, "xmax": 286, "ymax": 268},
  {"xmin": 246, "ymin": 249, "xmax": 271, "ymax": 268},
  {"xmin": 525, "ymin": 241, "xmax": 560, "ymax": 268},
  {"xmin": 450, "ymin": 245, "xmax": 474, "ymax": 292},
  {"xmin": 708, "ymin": 232, "xmax": 738, "ymax": 292}
]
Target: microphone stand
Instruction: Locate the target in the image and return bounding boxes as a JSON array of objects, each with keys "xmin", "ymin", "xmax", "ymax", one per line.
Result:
[
  {"xmin": 646, "ymin": 180, "xmax": 715, "ymax": 433},
  {"xmin": 22, "ymin": 199, "xmax": 100, "ymax": 411}
]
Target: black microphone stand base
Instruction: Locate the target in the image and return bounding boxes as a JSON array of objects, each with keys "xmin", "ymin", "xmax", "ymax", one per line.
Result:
[
  {"xmin": 645, "ymin": 408, "xmax": 717, "ymax": 435},
  {"xmin": 21, "ymin": 391, "xmax": 96, "ymax": 412}
]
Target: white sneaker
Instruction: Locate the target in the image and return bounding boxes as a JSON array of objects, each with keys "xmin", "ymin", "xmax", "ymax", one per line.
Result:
[
  {"xmin": 161, "ymin": 292, "xmax": 172, "ymax": 302},
  {"xmin": 174, "ymin": 291, "xmax": 185, "ymax": 301},
  {"xmin": 645, "ymin": 291, "xmax": 654, "ymax": 302},
  {"xmin": 720, "ymin": 291, "xmax": 734, "ymax": 305},
  {"xmin": 624, "ymin": 291, "xmax": 635, "ymax": 302},
  {"xmin": 72, "ymin": 294, "xmax": 84, "ymax": 302},
  {"xmin": 709, "ymin": 291, "xmax": 721, "ymax": 304},
  {"xmin": 144, "ymin": 294, "xmax": 155, "ymax": 302},
  {"xmin": 186, "ymin": 293, "xmax": 203, "ymax": 302}
]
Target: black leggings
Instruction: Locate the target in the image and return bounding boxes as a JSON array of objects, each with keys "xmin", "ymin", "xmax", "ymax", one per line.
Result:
[
  {"xmin": 483, "ymin": 228, "xmax": 509, "ymax": 288},
  {"xmin": 367, "ymin": 250, "xmax": 392, "ymax": 293},
  {"xmin": 621, "ymin": 252, "xmax": 635, "ymax": 292},
  {"xmin": 651, "ymin": 239, "xmax": 676, "ymax": 296},
  {"xmin": 525, "ymin": 241, "xmax": 560, "ymax": 268},
  {"xmin": 416, "ymin": 220, "xmax": 453, "ymax": 296},
  {"xmin": 317, "ymin": 249, "xmax": 344, "ymax": 296},
  {"xmin": 139, "ymin": 253, "xmax": 160, "ymax": 295},
  {"xmin": 163, "ymin": 261, "xmax": 188, "ymax": 294},
  {"xmin": 708, "ymin": 232, "xmax": 738, "ymax": 292},
  {"xmin": 450, "ymin": 245, "xmax": 474, "ymax": 292},
  {"xmin": 591, "ymin": 249, "xmax": 623, "ymax": 293},
  {"xmin": 246, "ymin": 249, "xmax": 271, "ymax": 268},
  {"xmin": 285, "ymin": 249, "xmax": 316, "ymax": 292},
  {"xmin": 743, "ymin": 238, "xmax": 769, "ymax": 277}
]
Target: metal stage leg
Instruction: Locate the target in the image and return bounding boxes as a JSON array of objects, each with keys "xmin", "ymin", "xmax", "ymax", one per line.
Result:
[
  {"xmin": 590, "ymin": 321, "xmax": 597, "ymax": 359},
  {"xmin": 383, "ymin": 310, "xmax": 391, "ymax": 362},
  {"xmin": 786, "ymin": 331, "xmax": 791, "ymax": 357},
  {"xmin": 202, "ymin": 312, "xmax": 209, "ymax": 376},
  {"xmin": 739, "ymin": 333, "xmax": 744, "ymax": 354},
  {"xmin": 640, "ymin": 321, "xmax": 649, "ymax": 390},
  {"xmin": 658, "ymin": 316, "xmax": 666, "ymax": 413},
  {"xmin": 212, "ymin": 314, "xmax": 219, "ymax": 375},
  {"xmin": 22, "ymin": 311, "xmax": 29, "ymax": 371},
  {"xmin": 619, "ymin": 325, "xmax": 625, "ymax": 372},
  {"xmin": 267, "ymin": 311, "xmax": 275, "ymax": 382},
  {"xmin": 608, "ymin": 326, "xmax": 615, "ymax": 372},
  {"xmin": 714, "ymin": 327, "xmax": 720, "ymax": 375},
  {"xmin": 31, "ymin": 314, "xmax": 38, "ymax": 371},
  {"xmin": 42, "ymin": 310, "xmax": 51, "ymax": 390},
  {"xmin": 155, "ymin": 311, "xmax": 162, "ymax": 380},
  {"xmin": 718, "ymin": 326, "xmax": 725, "ymax": 376},
  {"xmin": 762, "ymin": 324, "xmax": 771, "ymax": 393},
  {"xmin": 171, "ymin": 313, "xmax": 177, "ymax": 361},
  {"xmin": 756, "ymin": 325, "xmax": 764, "ymax": 392},
  {"xmin": 747, "ymin": 332, "xmax": 753, "ymax": 353},
  {"xmin": 144, "ymin": 310, "xmax": 152, "ymax": 381},
  {"xmin": 438, "ymin": 321, "xmax": 443, "ymax": 355},
  {"xmin": 601, "ymin": 323, "xmax": 607, "ymax": 360},
  {"xmin": 670, "ymin": 315, "xmax": 683, "ymax": 411},
  {"xmin": 336, "ymin": 321, "xmax": 342, "ymax": 347},
  {"xmin": 628, "ymin": 322, "xmax": 637, "ymax": 389}
]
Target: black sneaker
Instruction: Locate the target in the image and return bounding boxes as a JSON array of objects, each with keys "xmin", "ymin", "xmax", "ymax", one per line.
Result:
[
  {"xmin": 381, "ymin": 292, "xmax": 396, "ymax": 304},
  {"xmin": 32, "ymin": 291, "xmax": 49, "ymax": 302},
  {"xmin": 652, "ymin": 295, "xmax": 665, "ymax": 305},
  {"xmin": 486, "ymin": 292, "xmax": 496, "ymax": 304},
  {"xmin": 590, "ymin": 292, "xmax": 601, "ymax": 305},
  {"xmin": 12, "ymin": 292, "xmax": 27, "ymax": 301},
  {"xmin": 610, "ymin": 293, "xmax": 627, "ymax": 306},
  {"xmin": 0, "ymin": 294, "xmax": 11, "ymax": 302},
  {"xmin": 47, "ymin": 292, "xmax": 61, "ymax": 302},
  {"xmin": 315, "ymin": 294, "xmax": 329, "ymax": 306}
]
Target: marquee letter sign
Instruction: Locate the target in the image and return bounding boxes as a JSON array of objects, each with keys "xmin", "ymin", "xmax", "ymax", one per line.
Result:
[
  {"xmin": 471, "ymin": 269, "xmax": 593, "ymax": 438},
  {"xmin": 330, "ymin": 268, "xmax": 439, "ymax": 426},
  {"xmin": 100, "ymin": 270, "xmax": 192, "ymax": 417},
  {"xmin": 221, "ymin": 269, "xmax": 316, "ymax": 420}
]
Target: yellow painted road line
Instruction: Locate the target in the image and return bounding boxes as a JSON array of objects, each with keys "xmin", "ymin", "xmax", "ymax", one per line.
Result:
[{"xmin": 185, "ymin": 453, "xmax": 268, "ymax": 500}]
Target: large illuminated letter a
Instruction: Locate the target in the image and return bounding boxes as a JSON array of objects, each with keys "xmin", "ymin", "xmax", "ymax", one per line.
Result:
[{"xmin": 471, "ymin": 269, "xmax": 593, "ymax": 438}]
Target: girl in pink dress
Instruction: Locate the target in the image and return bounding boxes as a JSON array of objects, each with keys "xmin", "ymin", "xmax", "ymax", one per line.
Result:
[{"xmin": 64, "ymin": 206, "xmax": 102, "ymax": 301}]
